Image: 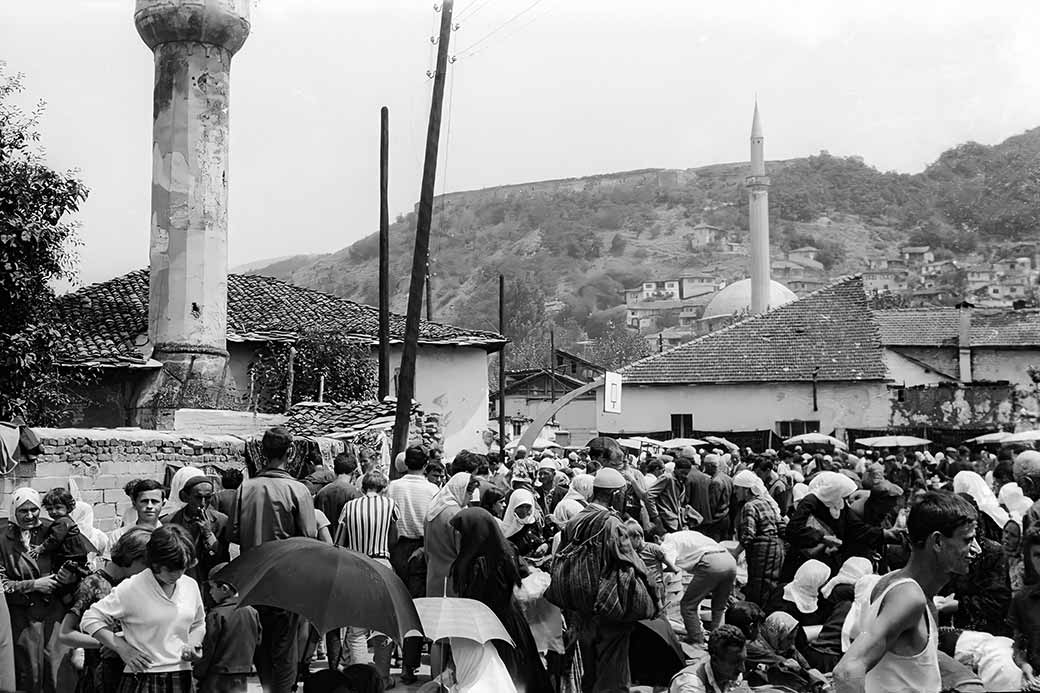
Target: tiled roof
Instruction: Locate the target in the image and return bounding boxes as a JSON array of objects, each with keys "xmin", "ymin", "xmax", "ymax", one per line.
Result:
[
  {"xmin": 620, "ymin": 276, "xmax": 888, "ymax": 384},
  {"xmin": 283, "ymin": 399, "xmax": 420, "ymax": 438},
  {"xmin": 53, "ymin": 270, "xmax": 505, "ymax": 366},
  {"xmin": 874, "ymin": 307, "xmax": 1040, "ymax": 347}
]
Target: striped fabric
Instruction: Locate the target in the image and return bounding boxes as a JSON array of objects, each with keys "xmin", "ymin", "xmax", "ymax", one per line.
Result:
[{"xmin": 337, "ymin": 494, "xmax": 398, "ymax": 560}]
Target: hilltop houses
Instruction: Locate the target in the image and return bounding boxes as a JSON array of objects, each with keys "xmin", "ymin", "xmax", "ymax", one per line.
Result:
[{"xmin": 599, "ymin": 276, "xmax": 1040, "ymax": 448}]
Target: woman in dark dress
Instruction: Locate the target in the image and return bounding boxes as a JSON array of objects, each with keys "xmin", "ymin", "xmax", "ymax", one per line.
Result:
[
  {"xmin": 1, "ymin": 488, "xmax": 67, "ymax": 693},
  {"xmin": 450, "ymin": 507, "xmax": 551, "ymax": 692}
]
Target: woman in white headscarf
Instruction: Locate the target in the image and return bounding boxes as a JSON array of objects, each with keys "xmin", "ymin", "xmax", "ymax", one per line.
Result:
[
  {"xmin": 1, "ymin": 488, "xmax": 64, "ymax": 691},
  {"xmin": 778, "ymin": 559, "xmax": 832, "ymax": 626},
  {"xmin": 550, "ymin": 474, "xmax": 593, "ymax": 527},
  {"xmin": 425, "ymin": 472, "xmax": 474, "ymax": 599},
  {"xmin": 783, "ymin": 471, "xmax": 898, "ymax": 581},
  {"xmin": 999, "ymin": 482, "xmax": 1034, "ymax": 524},
  {"xmin": 501, "ymin": 489, "xmax": 547, "ymax": 558},
  {"xmin": 946, "ymin": 470, "xmax": 1014, "ymax": 636},
  {"xmin": 158, "ymin": 465, "xmax": 204, "ymax": 521},
  {"xmin": 732, "ymin": 470, "xmax": 786, "ymax": 607},
  {"xmin": 446, "ymin": 637, "xmax": 518, "ymax": 692}
]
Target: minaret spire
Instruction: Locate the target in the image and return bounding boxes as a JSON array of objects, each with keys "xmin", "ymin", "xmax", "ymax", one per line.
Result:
[{"xmin": 746, "ymin": 100, "xmax": 771, "ymax": 315}]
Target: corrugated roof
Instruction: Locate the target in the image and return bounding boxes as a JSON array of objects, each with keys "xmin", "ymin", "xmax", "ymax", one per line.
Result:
[
  {"xmin": 874, "ymin": 307, "xmax": 1040, "ymax": 347},
  {"xmin": 620, "ymin": 276, "xmax": 888, "ymax": 384},
  {"xmin": 53, "ymin": 270, "xmax": 506, "ymax": 366}
]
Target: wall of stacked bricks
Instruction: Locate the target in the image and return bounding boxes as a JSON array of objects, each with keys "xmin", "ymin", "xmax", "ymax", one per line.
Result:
[
  {"xmin": 2, "ymin": 413, "xmax": 445, "ymax": 532},
  {"xmin": 1, "ymin": 429, "xmax": 246, "ymax": 532}
]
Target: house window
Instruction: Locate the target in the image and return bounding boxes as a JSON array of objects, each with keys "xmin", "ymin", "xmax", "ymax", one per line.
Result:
[
  {"xmin": 512, "ymin": 421, "xmax": 523, "ymax": 436},
  {"xmin": 776, "ymin": 420, "xmax": 820, "ymax": 438},
  {"xmin": 671, "ymin": 413, "xmax": 694, "ymax": 437}
]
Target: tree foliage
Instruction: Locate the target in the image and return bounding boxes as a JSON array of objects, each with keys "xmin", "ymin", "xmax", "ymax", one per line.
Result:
[
  {"xmin": 249, "ymin": 332, "xmax": 376, "ymax": 413},
  {"xmin": 0, "ymin": 64, "xmax": 91, "ymax": 424}
]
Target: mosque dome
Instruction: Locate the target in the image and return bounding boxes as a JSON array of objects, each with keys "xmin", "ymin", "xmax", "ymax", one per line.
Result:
[{"xmin": 703, "ymin": 279, "xmax": 797, "ymax": 319}]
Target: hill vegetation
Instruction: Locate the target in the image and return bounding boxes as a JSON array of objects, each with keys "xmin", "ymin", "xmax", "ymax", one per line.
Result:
[{"xmin": 245, "ymin": 126, "xmax": 1040, "ymax": 368}]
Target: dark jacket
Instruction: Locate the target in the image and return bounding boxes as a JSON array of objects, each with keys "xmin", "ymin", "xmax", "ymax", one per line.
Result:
[
  {"xmin": 195, "ymin": 599, "xmax": 262, "ymax": 679},
  {"xmin": 0, "ymin": 520, "xmax": 55, "ymax": 608},
  {"xmin": 168, "ymin": 506, "xmax": 231, "ymax": 586}
]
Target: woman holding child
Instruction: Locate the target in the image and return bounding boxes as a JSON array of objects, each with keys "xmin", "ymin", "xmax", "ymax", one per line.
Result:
[{"xmin": 0, "ymin": 488, "xmax": 64, "ymax": 693}]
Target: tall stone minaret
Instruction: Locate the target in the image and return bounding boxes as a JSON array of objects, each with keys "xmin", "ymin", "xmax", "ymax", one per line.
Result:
[
  {"xmin": 133, "ymin": 1, "xmax": 250, "ymax": 427},
  {"xmin": 746, "ymin": 101, "xmax": 771, "ymax": 315}
]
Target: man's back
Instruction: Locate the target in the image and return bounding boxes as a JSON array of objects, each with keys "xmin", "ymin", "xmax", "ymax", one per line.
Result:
[
  {"xmin": 234, "ymin": 469, "xmax": 317, "ymax": 552},
  {"xmin": 339, "ymin": 494, "xmax": 397, "ymax": 559},
  {"xmin": 387, "ymin": 475, "xmax": 437, "ymax": 540},
  {"xmin": 685, "ymin": 469, "xmax": 712, "ymax": 521},
  {"xmin": 314, "ymin": 478, "xmax": 360, "ymax": 530}
]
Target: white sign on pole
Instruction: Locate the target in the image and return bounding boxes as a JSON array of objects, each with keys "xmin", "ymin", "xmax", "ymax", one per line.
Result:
[{"xmin": 603, "ymin": 371, "xmax": 623, "ymax": 414}]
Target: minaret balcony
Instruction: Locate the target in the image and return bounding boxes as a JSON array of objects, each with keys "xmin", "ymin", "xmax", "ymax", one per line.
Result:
[{"xmin": 745, "ymin": 175, "xmax": 771, "ymax": 187}]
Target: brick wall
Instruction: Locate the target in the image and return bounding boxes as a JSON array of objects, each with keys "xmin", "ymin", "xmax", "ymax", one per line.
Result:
[{"xmin": 1, "ymin": 428, "xmax": 246, "ymax": 531}]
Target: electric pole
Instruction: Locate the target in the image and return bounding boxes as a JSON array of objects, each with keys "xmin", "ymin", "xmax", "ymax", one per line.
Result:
[
  {"xmin": 378, "ymin": 107, "xmax": 391, "ymax": 402},
  {"xmin": 392, "ymin": 0, "xmax": 454, "ymax": 460}
]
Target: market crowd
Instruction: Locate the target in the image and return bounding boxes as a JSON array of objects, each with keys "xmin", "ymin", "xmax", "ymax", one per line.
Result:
[{"xmin": 4, "ymin": 426, "xmax": 1040, "ymax": 693}]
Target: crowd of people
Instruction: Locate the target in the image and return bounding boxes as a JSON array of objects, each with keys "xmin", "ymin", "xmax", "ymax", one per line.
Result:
[{"xmin": 4, "ymin": 426, "xmax": 1040, "ymax": 693}]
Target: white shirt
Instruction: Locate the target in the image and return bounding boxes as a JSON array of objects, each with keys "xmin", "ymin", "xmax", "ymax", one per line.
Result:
[
  {"xmin": 80, "ymin": 569, "xmax": 205, "ymax": 673},
  {"xmin": 387, "ymin": 474, "xmax": 438, "ymax": 539},
  {"xmin": 661, "ymin": 530, "xmax": 725, "ymax": 572}
]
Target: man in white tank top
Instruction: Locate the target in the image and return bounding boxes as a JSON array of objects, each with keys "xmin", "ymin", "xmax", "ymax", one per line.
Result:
[{"xmin": 833, "ymin": 492, "xmax": 981, "ymax": 693}]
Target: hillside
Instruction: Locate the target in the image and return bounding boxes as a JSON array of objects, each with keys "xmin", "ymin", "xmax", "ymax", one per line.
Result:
[{"xmin": 244, "ymin": 126, "xmax": 1040, "ymax": 364}]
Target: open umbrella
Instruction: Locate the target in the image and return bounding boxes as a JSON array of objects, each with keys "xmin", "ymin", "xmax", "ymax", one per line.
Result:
[
  {"xmin": 504, "ymin": 437, "xmax": 560, "ymax": 451},
  {"xmin": 965, "ymin": 431, "xmax": 1011, "ymax": 444},
  {"xmin": 1005, "ymin": 430, "xmax": 1040, "ymax": 443},
  {"xmin": 784, "ymin": 433, "xmax": 848, "ymax": 449},
  {"xmin": 630, "ymin": 618, "xmax": 685, "ymax": 686},
  {"xmin": 212, "ymin": 538, "xmax": 422, "ymax": 642},
  {"xmin": 705, "ymin": 436, "xmax": 739, "ymax": 452},
  {"xmin": 855, "ymin": 435, "xmax": 932, "ymax": 448},
  {"xmin": 413, "ymin": 597, "xmax": 514, "ymax": 646},
  {"xmin": 659, "ymin": 437, "xmax": 709, "ymax": 449}
]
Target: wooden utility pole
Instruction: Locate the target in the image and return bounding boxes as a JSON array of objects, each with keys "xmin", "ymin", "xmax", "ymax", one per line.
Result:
[
  {"xmin": 425, "ymin": 259, "xmax": 433, "ymax": 321},
  {"xmin": 392, "ymin": 0, "xmax": 453, "ymax": 460},
  {"xmin": 378, "ymin": 107, "xmax": 391, "ymax": 401},
  {"xmin": 498, "ymin": 274, "xmax": 506, "ymax": 456},
  {"xmin": 549, "ymin": 329, "xmax": 556, "ymax": 425}
]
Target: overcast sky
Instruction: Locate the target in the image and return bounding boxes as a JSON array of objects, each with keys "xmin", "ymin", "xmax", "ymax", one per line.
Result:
[{"xmin": 4, "ymin": 0, "xmax": 1040, "ymax": 286}]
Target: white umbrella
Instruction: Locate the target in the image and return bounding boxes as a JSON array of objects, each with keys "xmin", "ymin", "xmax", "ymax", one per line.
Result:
[
  {"xmin": 855, "ymin": 435, "xmax": 932, "ymax": 448},
  {"xmin": 659, "ymin": 437, "xmax": 709, "ymax": 449},
  {"xmin": 784, "ymin": 433, "xmax": 848, "ymax": 449},
  {"xmin": 504, "ymin": 437, "xmax": 560, "ymax": 451},
  {"xmin": 705, "ymin": 436, "xmax": 740, "ymax": 452},
  {"xmin": 965, "ymin": 431, "xmax": 1011, "ymax": 444},
  {"xmin": 413, "ymin": 598, "xmax": 515, "ymax": 646},
  {"xmin": 1004, "ymin": 430, "xmax": 1040, "ymax": 443}
]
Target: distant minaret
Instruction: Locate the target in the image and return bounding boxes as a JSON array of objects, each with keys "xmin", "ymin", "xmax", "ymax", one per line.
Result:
[{"xmin": 746, "ymin": 101, "xmax": 771, "ymax": 315}]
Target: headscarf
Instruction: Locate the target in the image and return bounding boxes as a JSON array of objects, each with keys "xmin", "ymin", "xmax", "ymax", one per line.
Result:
[
  {"xmin": 10, "ymin": 488, "xmax": 41, "ymax": 528},
  {"xmin": 821, "ymin": 556, "xmax": 873, "ymax": 599},
  {"xmin": 732, "ymin": 469, "xmax": 781, "ymax": 515},
  {"xmin": 792, "ymin": 482, "xmax": 810, "ymax": 505},
  {"xmin": 160, "ymin": 465, "xmax": 205, "ymax": 518},
  {"xmin": 782, "ymin": 558, "xmax": 831, "ymax": 613},
  {"xmin": 552, "ymin": 474, "xmax": 593, "ymax": 526},
  {"xmin": 761, "ymin": 612, "xmax": 800, "ymax": 654},
  {"xmin": 501, "ymin": 488, "xmax": 539, "ymax": 539},
  {"xmin": 554, "ymin": 471, "xmax": 571, "ymax": 488},
  {"xmin": 448, "ymin": 637, "xmax": 518, "ymax": 692},
  {"xmin": 841, "ymin": 573, "xmax": 882, "ymax": 651},
  {"xmin": 954, "ymin": 471, "xmax": 1010, "ymax": 530},
  {"xmin": 449, "ymin": 507, "xmax": 521, "ymax": 599},
  {"xmin": 999, "ymin": 482, "xmax": 1033, "ymax": 524},
  {"xmin": 808, "ymin": 471, "xmax": 858, "ymax": 519},
  {"xmin": 425, "ymin": 472, "xmax": 472, "ymax": 522}
]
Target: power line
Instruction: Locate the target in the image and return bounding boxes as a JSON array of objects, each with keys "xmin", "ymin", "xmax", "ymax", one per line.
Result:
[
  {"xmin": 456, "ymin": 0, "xmax": 496, "ymax": 22},
  {"xmin": 455, "ymin": 0, "xmax": 548, "ymax": 58},
  {"xmin": 459, "ymin": 6, "xmax": 548, "ymax": 60}
]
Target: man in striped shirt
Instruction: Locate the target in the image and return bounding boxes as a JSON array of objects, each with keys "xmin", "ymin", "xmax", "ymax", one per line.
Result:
[{"xmin": 335, "ymin": 471, "xmax": 399, "ymax": 687}]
